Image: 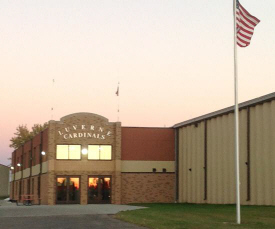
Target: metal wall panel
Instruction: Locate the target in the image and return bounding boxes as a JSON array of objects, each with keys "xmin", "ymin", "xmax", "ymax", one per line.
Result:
[
  {"xmin": 207, "ymin": 110, "xmax": 247, "ymax": 204},
  {"xmin": 178, "ymin": 123, "xmax": 204, "ymax": 203},
  {"xmin": 250, "ymin": 101, "xmax": 275, "ymax": 205},
  {"xmin": 178, "ymin": 100, "xmax": 275, "ymax": 205}
]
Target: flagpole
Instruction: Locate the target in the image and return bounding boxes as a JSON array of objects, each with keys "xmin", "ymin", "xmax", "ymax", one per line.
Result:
[
  {"xmin": 233, "ymin": 0, "xmax": 241, "ymax": 224},
  {"xmin": 51, "ymin": 79, "xmax": 55, "ymax": 120},
  {"xmin": 117, "ymin": 81, "xmax": 120, "ymax": 122}
]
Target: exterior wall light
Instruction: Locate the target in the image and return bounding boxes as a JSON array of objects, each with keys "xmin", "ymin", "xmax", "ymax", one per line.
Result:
[
  {"xmin": 41, "ymin": 151, "xmax": 46, "ymax": 156},
  {"xmin": 17, "ymin": 163, "xmax": 21, "ymax": 167},
  {"xmin": 82, "ymin": 148, "xmax": 88, "ymax": 155},
  {"xmin": 10, "ymin": 166, "xmax": 14, "ymax": 170}
]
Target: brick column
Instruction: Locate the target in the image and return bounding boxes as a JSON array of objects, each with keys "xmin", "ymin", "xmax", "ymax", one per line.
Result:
[
  {"xmin": 47, "ymin": 121, "xmax": 56, "ymax": 205},
  {"xmin": 113, "ymin": 122, "xmax": 122, "ymax": 204},
  {"xmin": 81, "ymin": 174, "xmax": 88, "ymax": 205}
]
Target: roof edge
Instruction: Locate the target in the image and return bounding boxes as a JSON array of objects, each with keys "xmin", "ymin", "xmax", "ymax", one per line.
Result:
[
  {"xmin": 60, "ymin": 112, "xmax": 109, "ymax": 122},
  {"xmin": 122, "ymin": 126, "xmax": 173, "ymax": 129},
  {"xmin": 173, "ymin": 92, "xmax": 275, "ymax": 128}
]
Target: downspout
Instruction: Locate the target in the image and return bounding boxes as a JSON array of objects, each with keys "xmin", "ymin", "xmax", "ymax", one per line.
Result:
[
  {"xmin": 29, "ymin": 139, "xmax": 33, "ymax": 195},
  {"xmin": 174, "ymin": 128, "xmax": 179, "ymax": 203},
  {"xmin": 20, "ymin": 147, "xmax": 24, "ymax": 202},
  {"xmin": 246, "ymin": 107, "xmax": 251, "ymax": 201},
  {"xmin": 204, "ymin": 120, "xmax": 208, "ymax": 200},
  {"xmin": 12, "ymin": 151, "xmax": 15, "ymax": 200},
  {"xmin": 38, "ymin": 131, "xmax": 43, "ymax": 205}
]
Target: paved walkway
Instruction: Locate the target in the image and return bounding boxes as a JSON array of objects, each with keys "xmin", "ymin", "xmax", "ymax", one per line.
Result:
[
  {"xmin": 0, "ymin": 200, "xmax": 146, "ymax": 217},
  {"xmin": 0, "ymin": 200, "xmax": 147, "ymax": 229},
  {"xmin": 0, "ymin": 215, "xmax": 146, "ymax": 229}
]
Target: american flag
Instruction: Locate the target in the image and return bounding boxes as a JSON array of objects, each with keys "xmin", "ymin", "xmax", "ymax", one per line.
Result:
[{"xmin": 236, "ymin": 0, "xmax": 260, "ymax": 47}]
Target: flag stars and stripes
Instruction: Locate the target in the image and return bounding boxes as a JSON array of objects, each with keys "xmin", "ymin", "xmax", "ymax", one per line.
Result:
[{"xmin": 236, "ymin": 0, "xmax": 260, "ymax": 47}]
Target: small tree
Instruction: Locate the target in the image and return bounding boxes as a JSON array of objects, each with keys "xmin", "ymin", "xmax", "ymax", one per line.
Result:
[
  {"xmin": 31, "ymin": 123, "xmax": 48, "ymax": 136},
  {"xmin": 10, "ymin": 123, "xmax": 48, "ymax": 149}
]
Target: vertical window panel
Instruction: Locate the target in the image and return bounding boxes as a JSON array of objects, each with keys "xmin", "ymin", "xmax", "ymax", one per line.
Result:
[
  {"xmin": 88, "ymin": 145, "xmax": 112, "ymax": 160},
  {"xmin": 88, "ymin": 145, "xmax": 100, "ymax": 160},
  {"xmin": 69, "ymin": 145, "xmax": 81, "ymax": 159},
  {"xmin": 100, "ymin": 145, "xmax": 112, "ymax": 160},
  {"xmin": 57, "ymin": 177, "xmax": 67, "ymax": 202},
  {"xmin": 56, "ymin": 145, "xmax": 69, "ymax": 159}
]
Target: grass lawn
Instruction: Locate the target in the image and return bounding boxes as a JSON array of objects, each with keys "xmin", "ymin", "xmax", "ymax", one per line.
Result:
[{"xmin": 115, "ymin": 203, "xmax": 275, "ymax": 229}]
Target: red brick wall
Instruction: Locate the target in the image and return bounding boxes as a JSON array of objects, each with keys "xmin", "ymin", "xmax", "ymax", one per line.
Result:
[
  {"xmin": 14, "ymin": 147, "xmax": 23, "ymax": 173},
  {"xmin": 32, "ymin": 128, "xmax": 48, "ymax": 166},
  {"xmin": 12, "ymin": 176, "xmax": 46, "ymax": 204},
  {"xmin": 122, "ymin": 127, "xmax": 175, "ymax": 161},
  {"xmin": 11, "ymin": 128, "xmax": 49, "ymax": 170},
  {"xmin": 121, "ymin": 173, "xmax": 175, "ymax": 204}
]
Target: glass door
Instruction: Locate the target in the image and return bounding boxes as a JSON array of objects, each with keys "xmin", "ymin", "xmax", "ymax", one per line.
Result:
[
  {"xmin": 68, "ymin": 177, "xmax": 80, "ymax": 203},
  {"xmin": 88, "ymin": 176, "xmax": 111, "ymax": 204},
  {"xmin": 56, "ymin": 176, "xmax": 80, "ymax": 204}
]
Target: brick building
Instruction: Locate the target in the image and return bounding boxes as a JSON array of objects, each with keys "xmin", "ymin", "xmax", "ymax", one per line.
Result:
[
  {"xmin": 10, "ymin": 113, "xmax": 175, "ymax": 205},
  {"xmin": 10, "ymin": 92, "xmax": 275, "ymax": 206},
  {"xmin": 0, "ymin": 164, "xmax": 10, "ymax": 198}
]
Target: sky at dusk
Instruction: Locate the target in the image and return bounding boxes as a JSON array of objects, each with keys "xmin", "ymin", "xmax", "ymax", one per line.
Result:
[{"xmin": 1, "ymin": 0, "xmax": 274, "ymax": 166}]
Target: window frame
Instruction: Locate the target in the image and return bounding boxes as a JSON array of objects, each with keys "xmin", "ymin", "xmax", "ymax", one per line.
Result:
[
  {"xmin": 56, "ymin": 144, "xmax": 82, "ymax": 160},
  {"xmin": 56, "ymin": 175, "xmax": 81, "ymax": 204},
  {"xmin": 87, "ymin": 144, "xmax": 112, "ymax": 161},
  {"xmin": 87, "ymin": 175, "xmax": 112, "ymax": 204}
]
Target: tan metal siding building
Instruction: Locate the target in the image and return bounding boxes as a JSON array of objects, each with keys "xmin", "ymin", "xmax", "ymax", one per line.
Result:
[
  {"xmin": 0, "ymin": 164, "xmax": 10, "ymax": 198},
  {"xmin": 174, "ymin": 92, "xmax": 275, "ymax": 206}
]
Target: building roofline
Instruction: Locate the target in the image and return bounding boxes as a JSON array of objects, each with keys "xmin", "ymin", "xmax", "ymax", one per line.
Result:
[
  {"xmin": 12, "ymin": 128, "xmax": 48, "ymax": 151},
  {"xmin": 0, "ymin": 164, "xmax": 10, "ymax": 168},
  {"xmin": 173, "ymin": 92, "xmax": 275, "ymax": 128},
  {"xmin": 60, "ymin": 112, "xmax": 109, "ymax": 122},
  {"xmin": 122, "ymin": 126, "xmax": 173, "ymax": 129}
]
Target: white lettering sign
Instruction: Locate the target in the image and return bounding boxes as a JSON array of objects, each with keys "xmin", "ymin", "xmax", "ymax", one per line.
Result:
[{"xmin": 58, "ymin": 124, "xmax": 111, "ymax": 140}]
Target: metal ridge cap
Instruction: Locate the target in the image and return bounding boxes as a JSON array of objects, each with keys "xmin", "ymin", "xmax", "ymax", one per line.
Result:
[{"xmin": 173, "ymin": 92, "xmax": 275, "ymax": 128}]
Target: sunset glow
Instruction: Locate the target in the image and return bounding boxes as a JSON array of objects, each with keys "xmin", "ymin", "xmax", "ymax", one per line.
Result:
[{"xmin": 1, "ymin": 0, "xmax": 275, "ymax": 165}]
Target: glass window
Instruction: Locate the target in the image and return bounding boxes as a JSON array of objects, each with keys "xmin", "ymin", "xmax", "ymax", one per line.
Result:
[
  {"xmin": 88, "ymin": 177, "xmax": 111, "ymax": 204},
  {"xmin": 69, "ymin": 145, "xmax": 81, "ymax": 159},
  {"xmin": 88, "ymin": 145, "xmax": 112, "ymax": 160},
  {"xmin": 69, "ymin": 178, "xmax": 80, "ymax": 201},
  {"xmin": 56, "ymin": 145, "xmax": 81, "ymax": 160},
  {"xmin": 56, "ymin": 145, "xmax": 69, "ymax": 159},
  {"xmin": 88, "ymin": 145, "xmax": 100, "ymax": 160},
  {"xmin": 100, "ymin": 145, "xmax": 112, "ymax": 160},
  {"xmin": 57, "ymin": 177, "xmax": 67, "ymax": 202}
]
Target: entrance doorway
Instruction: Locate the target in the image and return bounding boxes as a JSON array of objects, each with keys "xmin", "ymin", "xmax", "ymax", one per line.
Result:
[
  {"xmin": 56, "ymin": 176, "xmax": 80, "ymax": 204},
  {"xmin": 88, "ymin": 176, "xmax": 111, "ymax": 204}
]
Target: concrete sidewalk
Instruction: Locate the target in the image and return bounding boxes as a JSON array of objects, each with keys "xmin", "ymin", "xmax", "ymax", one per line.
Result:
[
  {"xmin": 0, "ymin": 215, "xmax": 146, "ymax": 229},
  {"xmin": 0, "ymin": 200, "xmax": 146, "ymax": 217},
  {"xmin": 0, "ymin": 200, "xmax": 148, "ymax": 229}
]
